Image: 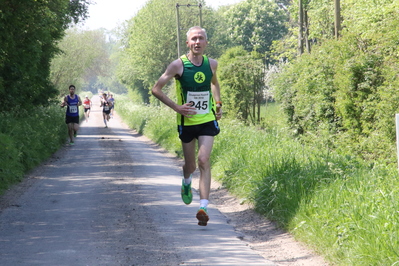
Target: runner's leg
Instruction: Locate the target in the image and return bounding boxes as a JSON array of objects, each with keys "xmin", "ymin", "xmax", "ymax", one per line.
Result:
[
  {"xmin": 67, "ymin": 123, "xmax": 74, "ymax": 142},
  {"xmin": 182, "ymin": 139, "xmax": 197, "ymax": 178},
  {"xmin": 196, "ymin": 135, "xmax": 214, "ymax": 200},
  {"xmin": 73, "ymin": 123, "xmax": 79, "ymax": 136}
]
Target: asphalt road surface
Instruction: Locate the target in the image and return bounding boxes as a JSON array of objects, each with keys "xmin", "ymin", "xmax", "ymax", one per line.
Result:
[{"xmin": 0, "ymin": 96, "xmax": 275, "ymax": 266}]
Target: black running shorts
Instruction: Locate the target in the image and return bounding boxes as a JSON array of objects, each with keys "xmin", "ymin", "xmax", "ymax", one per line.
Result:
[
  {"xmin": 178, "ymin": 120, "xmax": 220, "ymax": 143},
  {"xmin": 65, "ymin": 115, "xmax": 79, "ymax": 124}
]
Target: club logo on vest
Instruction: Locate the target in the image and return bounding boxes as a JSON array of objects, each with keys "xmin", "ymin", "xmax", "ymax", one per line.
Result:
[{"xmin": 194, "ymin": 72, "xmax": 206, "ymax": 84}]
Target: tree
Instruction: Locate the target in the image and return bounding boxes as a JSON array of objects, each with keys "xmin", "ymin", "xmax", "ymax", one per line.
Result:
[
  {"xmin": 273, "ymin": 0, "xmax": 399, "ymax": 163},
  {"xmin": 50, "ymin": 28, "xmax": 110, "ymax": 95},
  {"xmin": 219, "ymin": 46, "xmax": 265, "ymax": 124},
  {"xmin": 0, "ymin": 0, "xmax": 90, "ymax": 110},
  {"xmin": 224, "ymin": 0, "xmax": 288, "ymax": 56},
  {"xmin": 118, "ymin": 0, "xmax": 228, "ymax": 103},
  {"xmin": 198, "ymin": 4, "xmax": 234, "ymax": 59}
]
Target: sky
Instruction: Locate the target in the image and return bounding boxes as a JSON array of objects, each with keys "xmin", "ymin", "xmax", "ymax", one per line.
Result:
[{"xmin": 81, "ymin": 0, "xmax": 244, "ymax": 30}]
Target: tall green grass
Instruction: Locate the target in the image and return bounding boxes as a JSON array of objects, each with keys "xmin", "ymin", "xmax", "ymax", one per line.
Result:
[
  {"xmin": 116, "ymin": 95, "xmax": 181, "ymax": 156},
  {"xmin": 0, "ymin": 105, "xmax": 67, "ymax": 192},
  {"xmin": 292, "ymin": 165, "xmax": 399, "ymax": 265},
  {"xmin": 117, "ymin": 96, "xmax": 399, "ymax": 265}
]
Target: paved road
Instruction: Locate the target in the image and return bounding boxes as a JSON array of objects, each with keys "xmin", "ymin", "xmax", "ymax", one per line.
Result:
[{"xmin": 0, "ymin": 96, "xmax": 275, "ymax": 266}]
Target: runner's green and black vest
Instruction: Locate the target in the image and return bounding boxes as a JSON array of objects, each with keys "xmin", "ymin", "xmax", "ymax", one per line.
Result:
[{"xmin": 176, "ymin": 54, "xmax": 216, "ymax": 126}]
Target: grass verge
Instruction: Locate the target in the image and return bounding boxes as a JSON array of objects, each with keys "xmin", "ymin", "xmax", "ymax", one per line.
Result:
[
  {"xmin": 0, "ymin": 105, "xmax": 67, "ymax": 192},
  {"xmin": 0, "ymin": 100, "xmax": 86, "ymax": 193},
  {"xmin": 116, "ymin": 95, "xmax": 399, "ymax": 265}
]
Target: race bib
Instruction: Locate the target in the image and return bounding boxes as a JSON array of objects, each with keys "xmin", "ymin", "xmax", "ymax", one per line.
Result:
[
  {"xmin": 187, "ymin": 91, "xmax": 210, "ymax": 115},
  {"xmin": 104, "ymin": 106, "xmax": 110, "ymax": 111},
  {"xmin": 84, "ymin": 104, "xmax": 90, "ymax": 108},
  {"xmin": 69, "ymin": 105, "xmax": 78, "ymax": 113}
]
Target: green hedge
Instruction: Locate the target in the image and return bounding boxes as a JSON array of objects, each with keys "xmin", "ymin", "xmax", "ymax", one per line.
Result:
[{"xmin": 0, "ymin": 105, "xmax": 67, "ymax": 193}]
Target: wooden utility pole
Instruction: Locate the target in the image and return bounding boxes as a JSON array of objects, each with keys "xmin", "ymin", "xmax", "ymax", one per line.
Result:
[
  {"xmin": 334, "ymin": 0, "xmax": 341, "ymax": 39},
  {"xmin": 298, "ymin": 0, "xmax": 304, "ymax": 55},
  {"xmin": 175, "ymin": 3, "xmax": 203, "ymax": 57}
]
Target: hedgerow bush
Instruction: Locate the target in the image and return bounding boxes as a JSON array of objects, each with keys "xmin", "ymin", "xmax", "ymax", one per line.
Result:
[
  {"xmin": 273, "ymin": 31, "xmax": 399, "ymax": 164},
  {"xmin": 117, "ymin": 98, "xmax": 399, "ymax": 264},
  {"xmin": 0, "ymin": 105, "xmax": 66, "ymax": 193}
]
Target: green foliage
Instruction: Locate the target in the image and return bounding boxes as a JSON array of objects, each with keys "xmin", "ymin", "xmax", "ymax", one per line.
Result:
[
  {"xmin": 273, "ymin": 40, "xmax": 340, "ymax": 136},
  {"xmin": 0, "ymin": 134, "xmax": 24, "ymax": 191},
  {"xmin": 259, "ymin": 101, "xmax": 287, "ymax": 132},
  {"xmin": 68, "ymin": 0, "xmax": 90, "ymax": 24},
  {"xmin": 224, "ymin": 0, "xmax": 288, "ymax": 55},
  {"xmin": 268, "ymin": 34, "xmax": 298, "ymax": 63},
  {"xmin": 291, "ymin": 165, "xmax": 399, "ymax": 265},
  {"xmin": 0, "ymin": 0, "xmax": 90, "ymax": 111},
  {"xmin": 118, "ymin": 0, "xmax": 196, "ymax": 91},
  {"xmin": 297, "ymin": 0, "xmax": 335, "ymax": 41},
  {"xmin": 201, "ymin": 3, "xmax": 235, "ymax": 59},
  {"xmin": 0, "ymin": 105, "xmax": 66, "ymax": 194},
  {"xmin": 116, "ymin": 95, "xmax": 181, "ymax": 154},
  {"xmin": 219, "ymin": 46, "xmax": 265, "ymax": 124},
  {"xmin": 289, "ymin": 0, "xmax": 399, "ymax": 46},
  {"xmin": 50, "ymin": 28, "xmax": 111, "ymax": 95},
  {"xmin": 273, "ymin": 5, "xmax": 399, "ymax": 163},
  {"xmin": 118, "ymin": 0, "xmax": 232, "ymax": 103},
  {"xmin": 118, "ymin": 101, "xmax": 399, "ymax": 264}
]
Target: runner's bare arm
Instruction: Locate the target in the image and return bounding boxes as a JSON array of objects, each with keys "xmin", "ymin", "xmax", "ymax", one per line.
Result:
[
  {"xmin": 151, "ymin": 60, "xmax": 196, "ymax": 117},
  {"xmin": 210, "ymin": 59, "xmax": 222, "ymax": 120},
  {"xmin": 61, "ymin": 96, "xmax": 68, "ymax": 107}
]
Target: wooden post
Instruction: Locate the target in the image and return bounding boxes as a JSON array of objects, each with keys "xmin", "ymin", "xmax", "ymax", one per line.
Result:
[
  {"xmin": 199, "ymin": 3, "xmax": 202, "ymax": 27},
  {"xmin": 175, "ymin": 3, "xmax": 203, "ymax": 57},
  {"xmin": 298, "ymin": 0, "xmax": 304, "ymax": 55},
  {"xmin": 334, "ymin": 0, "xmax": 341, "ymax": 39},
  {"xmin": 176, "ymin": 4, "xmax": 181, "ymax": 57}
]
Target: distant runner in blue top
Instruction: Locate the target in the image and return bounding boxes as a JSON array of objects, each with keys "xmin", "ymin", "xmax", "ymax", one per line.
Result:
[{"xmin": 61, "ymin": 85, "xmax": 82, "ymax": 145}]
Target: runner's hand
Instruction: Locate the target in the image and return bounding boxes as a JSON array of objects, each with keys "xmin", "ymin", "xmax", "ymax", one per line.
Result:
[
  {"xmin": 178, "ymin": 103, "xmax": 197, "ymax": 118},
  {"xmin": 216, "ymin": 106, "xmax": 222, "ymax": 120}
]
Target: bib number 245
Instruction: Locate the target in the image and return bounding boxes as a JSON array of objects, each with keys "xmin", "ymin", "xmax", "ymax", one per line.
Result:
[{"xmin": 187, "ymin": 91, "xmax": 209, "ymax": 115}]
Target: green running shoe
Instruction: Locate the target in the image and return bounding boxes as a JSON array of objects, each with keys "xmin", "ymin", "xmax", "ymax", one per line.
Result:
[
  {"xmin": 196, "ymin": 207, "xmax": 209, "ymax": 226},
  {"xmin": 181, "ymin": 179, "xmax": 193, "ymax": 205}
]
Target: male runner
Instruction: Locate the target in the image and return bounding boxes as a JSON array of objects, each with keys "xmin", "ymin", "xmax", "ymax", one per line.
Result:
[
  {"xmin": 151, "ymin": 26, "xmax": 222, "ymax": 226},
  {"xmin": 61, "ymin": 85, "xmax": 82, "ymax": 145}
]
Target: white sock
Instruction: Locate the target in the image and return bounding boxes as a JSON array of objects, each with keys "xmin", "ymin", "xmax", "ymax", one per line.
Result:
[
  {"xmin": 200, "ymin": 199, "xmax": 209, "ymax": 208},
  {"xmin": 104, "ymin": 119, "xmax": 107, "ymax": 125},
  {"xmin": 183, "ymin": 174, "xmax": 192, "ymax": 185}
]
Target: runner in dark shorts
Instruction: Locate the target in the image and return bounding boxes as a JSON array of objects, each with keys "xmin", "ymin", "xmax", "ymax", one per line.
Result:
[
  {"xmin": 61, "ymin": 85, "xmax": 82, "ymax": 145},
  {"xmin": 151, "ymin": 26, "xmax": 223, "ymax": 226},
  {"xmin": 100, "ymin": 93, "xmax": 112, "ymax": 128},
  {"xmin": 65, "ymin": 115, "xmax": 79, "ymax": 125},
  {"xmin": 178, "ymin": 121, "xmax": 220, "ymax": 143}
]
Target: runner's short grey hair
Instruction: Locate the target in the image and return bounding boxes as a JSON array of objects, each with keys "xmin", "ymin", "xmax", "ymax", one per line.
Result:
[{"xmin": 186, "ymin": 26, "xmax": 208, "ymax": 40}]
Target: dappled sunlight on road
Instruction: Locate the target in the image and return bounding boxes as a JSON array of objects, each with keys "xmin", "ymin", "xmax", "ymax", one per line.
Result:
[{"xmin": 0, "ymin": 95, "xmax": 275, "ymax": 265}]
